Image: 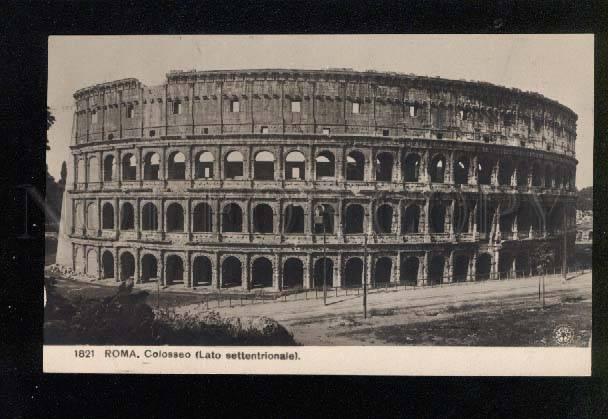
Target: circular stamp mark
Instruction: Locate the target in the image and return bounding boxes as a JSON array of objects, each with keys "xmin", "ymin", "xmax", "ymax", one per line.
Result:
[{"xmin": 553, "ymin": 324, "xmax": 575, "ymax": 345}]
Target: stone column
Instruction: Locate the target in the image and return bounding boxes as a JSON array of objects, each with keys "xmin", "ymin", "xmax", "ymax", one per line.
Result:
[
  {"xmin": 214, "ymin": 254, "xmax": 221, "ymax": 289},
  {"xmin": 420, "ymin": 252, "xmax": 428, "ymax": 286},
  {"xmin": 335, "ymin": 256, "xmax": 342, "ymax": 288},
  {"xmin": 117, "ymin": 149, "xmax": 122, "ymax": 187},
  {"xmin": 185, "ymin": 251, "xmax": 191, "ymax": 288},
  {"xmin": 470, "ymin": 155, "xmax": 478, "ymax": 185},
  {"xmin": 367, "ymin": 200, "xmax": 374, "ymax": 235},
  {"xmin": 421, "ymin": 150, "xmax": 430, "ymax": 184},
  {"xmin": 393, "ymin": 150, "xmax": 401, "ymax": 183},
  {"xmin": 134, "ymin": 247, "xmax": 141, "ymax": 284},
  {"xmin": 491, "ymin": 251, "xmax": 499, "ymax": 280},
  {"xmin": 469, "ymin": 251, "xmax": 477, "ymax": 281},
  {"xmin": 159, "ymin": 252, "xmax": 165, "ymax": 287},
  {"xmin": 336, "ymin": 199, "xmax": 343, "ymax": 239},
  {"xmin": 114, "ymin": 247, "xmax": 120, "ymax": 283},
  {"xmin": 273, "ymin": 255, "xmax": 280, "ymax": 291},
  {"xmin": 392, "ymin": 254, "xmax": 400, "ymax": 283},
  {"xmin": 491, "ymin": 160, "xmax": 499, "ymax": 186},
  {"xmin": 444, "ymin": 251, "xmax": 454, "ymax": 283},
  {"xmin": 445, "ymin": 151, "xmax": 454, "ymax": 184},
  {"xmin": 135, "ymin": 198, "xmax": 141, "ymax": 239},
  {"xmin": 511, "ymin": 165, "xmax": 518, "ymax": 187},
  {"xmin": 305, "ymin": 254, "xmax": 313, "ymax": 289},
  {"xmin": 243, "ymin": 255, "xmax": 250, "ymax": 291}
]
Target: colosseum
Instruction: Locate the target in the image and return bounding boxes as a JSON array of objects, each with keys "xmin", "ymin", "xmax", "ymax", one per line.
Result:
[{"xmin": 55, "ymin": 68, "xmax": 578, "ymax": 291}]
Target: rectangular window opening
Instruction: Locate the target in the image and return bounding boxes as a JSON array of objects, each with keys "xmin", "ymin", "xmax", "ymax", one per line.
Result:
[
  {"xmin": 231, "ymin": 100, "xmax": 240, "ymax": 113},
  {"xmin": 322, "ymin": 128, "xmax": 330, "ymax": 135},
  {"xmin": 409, "ymin": 105, "xmax": 417, "ymax": 118},
  {"xmin": 291, "ymin": 100, "xmax": 301, "ymax": 113},
  {"xmin": 127, "ymin": 105, "xmax": 134, "ymax": 119},
  {"xmin": 382, "ymin": 129, "xmax": 389, "ymax": 136},
  {"xmin": 172, "ymin": 101, "xmax": 182, "ymax": 115},
  {"xmin": 352, "ymin": 102, "xmax": 360, "ymax": 114},
  {"xmin": 203, "ymin": 127, "xmax": 209, "ymax": 134},
  {"xmin": 91, "ymin": 111, "xmax": 98, "ymax": 124},
  {"xmin": 261, "ymin": 126, "xmax": 269, "ymax": 134}
]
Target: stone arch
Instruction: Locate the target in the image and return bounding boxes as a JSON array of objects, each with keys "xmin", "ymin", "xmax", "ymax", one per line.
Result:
[
  {"xmin": 166, "ymin": 202, "xmax": 184, "ymax": 232},
  {"xmin": 346, "ymin": 150, "xmax": 365, "ymax": 181},
  {"xmin": 429, "ymin": 255, "xmax": 445, "ymax": 285},
  {"xmin": 77, "ymin": 159, "xmax": 86, "ymax": 184},
  {"xmin": 143, "ymin": 152, "xmax": 161, "ymax": 180},
  {"xmin": 192, "ymin": 202, "xmax": 213, "ymax": 232},
  {"xmin": 453, "ymin": 155, "xmax": 469, "ymax": 185},
  {"xmin": 102, "ymin": 202, "xmax": 114, "ymax": 229},
  {"xmin": 375, "ymin": 204, "xmax": 394, "ymax": 233},
  {"xmin": 168, "ymin": 151, "xmax": 186, "ymax": 180},
  {"xmin": 375, "ymin": 257, "xmax": 392, "ymax": 284},
  {"xmin": 285, "ymin": 151, "xmax": 306, "ymax": 180},
  {"xmin": 284, "ymin": 205, "xmax": 304, "ymax": 234},
  {"xmin": 344, "ymin": 257, "xmax": 363, "ymax": 287},
  {"xmin": 74, "ymin": 246, "xmax": 85, "ymax": 273},
  {"xmin": 141, "ymin": 202, "xmax": 158, "ymax": 231},
  {"xmin": 429, "ymin": 201, "xmax": 446, "ymax": 233},
  {"xmin": 86, "ymin": 202, "xmax": 97, "ymax": 230},
  {"xmin": 376, "ymin": 152, "xmax": 394, "ymax": 181},
  {"xmin": 254, "ymin": 151, "xmax": 275, "ymax": 180},
  {"xmin": 531, "ymin": 161, "xmax": 543, "ymax": 187},
  {"xmin": 453, "ymin": 201, "xmax": 469, "ymax": 234},
  {"xmin": 102, "ymin": 250, "xmax": 114, "ymax": 279},
  {"xmin": 283, "ymin": 257, "xmax": 304, "ymax": 289},
  {"xmin": 544, "ymin": 165, "xmax": 553, "ymax": 188},
  {"xmin": 88, "ymin": 156, "xmax": 99, "ymax": 183},
  {"xmin": 401, "ymin": 204, "xmax": 420, "ymax": 234},
  {"xmin": 120, "ymin": 202, "xmax": 135, "ymax": 230},
  {"xmin": 224, "ymin": 151, "xmax": 244, "ymax": 179},
  {"xmin": 498, "ymin": 252, "xmax": 515, "ymax": 278},
  {"xmin": 103, "ymin": 155, "xmax": 115, "ymax": 181},
  {"xmin": 251, "ymin": 257, "xmax": 273, "ymax": 288},
  {"xmin": 344, "ymin": 204, "xmax": 365, "ymax": 234},
  {"xmin": 165, "ymin": 254, "xmax": 184, "ymax": 285},
  {"xmin": 498, "ymin": 160, "xmax": 514, "ymax": 186},
  {"xmin": 515, "ymin": 253, "xmax": 530, "ymax": 276},
  {"xmin": 516, "ymin": 162, "xmax": 529, "ymax": 186},
  {"xmin": 192, "ymin": 255, "xmax": 212, "ymax": 286},
  {"xmin": 253, "ymin": 203, "xmax": 274, "ymax": 233},
  {"xmin": 221, "ymin": 256, "xmax": 242, "ymax": 287},
  {"xmin": 313, "ymin": 257, "xmax": 333, "ymax": 288},
  {"xmin": 75, "ymin": 202, "xmax": 85, "ymax": 230},
  {"xmin": 476, "ymin": 253, "xmax": 492, "ymax": 281},
  {"xmin": 315, "ymin": 150, "xmax": 335, "ymax": 179},
  {"xmin": 122, "ymin": 153, "xmax": 137, "ymax": 180},
  {"xmin": 141, "ymin": 254, "xmax": 158, "ymax": 283},
  {"xmin": 313, "ymin": 203, "xmax": 335, "ymax": 234},
  {"xmin": 86, "ymin": 248, "xmax": 98, "ymax": 276},
  {"xmin": 453, "ymin": 254, "xmax": 469, "ymax": 282},
  {"xmin": 195, "ymin": 151, "xmax": 214, "ymax": 179},
  {"xmin": 120, "ymin": 251, "xmax": 135, "ymax": 281},
  {"xmin": 477, "ymin": 156, "xmax": 494, "ymax": 185},
  {"xmin": 429, "ymin": 154, "xmax": 446, "ymax": 183},
  {"xmin": 222, "ymin": 203, "xmax": 243, "ymax": 232},
  {"xmin": 401, "ymin": 256, "xmax": 419, "ymax": 284},
  {"xmin": 403, "ymin": 153, "xmax": 420, "ymax": 182}
]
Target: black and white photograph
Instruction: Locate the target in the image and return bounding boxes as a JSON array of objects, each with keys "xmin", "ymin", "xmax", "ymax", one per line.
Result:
[{"xmin": 43, "ymin": 35, "xmax": 593, "ymax": 374}]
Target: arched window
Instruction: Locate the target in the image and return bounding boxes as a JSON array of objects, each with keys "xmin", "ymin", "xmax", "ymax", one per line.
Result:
[
  {"xmin": 344, "ymin": 204, "xmax": 365, "ymax": 234},
  {"xmin": 315, "ymin": 151, "xmax": 335, "ymax": 179},
  {"xmin": 120, "ymin": 202, "xmax": 134, "ymax": 230},
  {"xmin": 453, "ymin": 203, "xmax": 469, "ymax": 234},
  {"xmin": 254, "ymin": 151, "xmax": 275, "ymax": 180},
  {"xmin": 122, "ymin": 154, "xmax": 136, "ymax": 180},
  {"xmin": 86, "ymin": 203, "xmax": 97, "ymax": 230},
  {"xmin": 166, "ymin": 255, "xmax": 184, "ymax": 285},
  {"xmin": 403, "ymin": 153, "xmax": 420, "ymax": 182},
  {"xmin": 253, "ymin": 204, "xmax": 274, "ymax": 233},
  {"xmin": 252, "ymin": 257, "xmax": 273, "ymax": 288},
  {"xmin": 285, "ymin": 151, "xmax": 305, "ymax": 180},
  {"xmin": 195, "ymin": 151, "xmax": 214, "ymax": 179},
  {"xmin": 221, "ymin": 256, "xmax": 242, "ymax": 287},
  {"xmin": 401, "ymin": 205, "xmax": 420, "ymax": 234},
  {"xmin": 453, "ymin": 156, "xmax": 468, "ymax": 185},
  {"xmin": 545, "ymin": 166, "xmax": 553, "ymax": 188},
  {"xmin": 284, "ymin": 205, "xmax": 304, "ymax": 234},
  {"xmin": 531, "ymin": 162, "xmax": 543, "ymax": 187},
  {"xmin": 313, "ymin": 258, "xmax": 333, "ymax": 288},
  {"xmin": 102, "ymin": 203, "xmax": 114, "ymax": 229},
  {"xmin": 375, "ymin": 204, "xmax": 393, "ymax": 233},
  {"xmin": 102, "ymin": 251, "xmax": 114, "ymax": 279},
  {"xmin": 192, "ymin": 203, "xmax": 213, "ymax": 232},
  {"xmin": 168, "ymin": 151, "xmax": 186, "ymax": 180},
  {"xmin": 141, "ymin": 203, "xmax": 158, "ymax": 231},
  {"xmin": 143, "ymin": 152, "xmax": 160, "ymax": 180},
  {"xmin": 429, "ymin": 155, "xmax": 446, "ymax": 183},
  {"xmin": 222, "ymin": 203, "xmax": 242, "ymax": 232},
  {"xmin": 283, "ymin": 258, "xmax": 304, "ymax": 289},
  {"xmin": 429, "ymin": 255, "xmax": 445, "ymax": 285},
  {"xmin": 77, "ymin": 159, "xmax": 86, "ymax": 184},
  {"xmin": 120, "ymin": 252, "xmax": 135, "ymax": 281},
  {"xmin": 88, "ymin": 157, "xmax": 99, "ymax": 183},
  {"xmin": 375, "ymin": 257, "xmax": 392, "ymax": 284},
  {"xmin": 103, "ymin": 155, "xmax": 114, "ymax": 182},
  {"xmin": 225, "ymin": 151, "xmax": 244, "ymax": 179},
  {"xmin": 401, "ymin": 256, "xmax": 419, "ymax": 284},
  {"xmin": 344, "ymin": 258, "xmax": 363, "ymax": 287},
  {"xmin": 166, "ymin": 203, "xmax": 184, "ymax": 232},
  {"xmin": 86, "ymin": 249, "xmax": 98, "ymax": 275},
  {"xmin": 192, "ymin": 256, "xmax": 212, "ymax": 286},
  {"xmin": 476, "ymin": 253, "xmax": 492, "ymax": 281},
  {"xmin": 376, "ymin": 152, "xmax": 393, "ymax": 182},
  {"xmin": 453, "ymin": 255, "xmax": 469, "ymax": 282},
  {"xmin": 141, "ymin": 254, "xmax": 158, "ymax": 283},
  {"xmin": 346, "ymin": 151, "xmax": 365, "ymax": 181},
  {"xmin": 498, "ymin": 160, "xmax": 513, "ymax": 186},
  {"xmin": 517, "ymin": 163, "xmax": 529, "ymax": 187},
  {"xmin": 429, "ymin": 202, "xmax": 446, "ymax": 233},
  {"xmin": 477, "ymin": 157, "xmax": 494, "ymax": 185},
  {"xmin": 313, "ymin": 204, "xmax": 334, "ymax": 234}
]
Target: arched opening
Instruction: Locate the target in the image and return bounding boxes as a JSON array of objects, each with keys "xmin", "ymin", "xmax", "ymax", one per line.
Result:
[
  {"xmin": 285, "ymin": 151, "xmax": 306, "ymax": 180},
  {"xmin": 88, "ymin": 157, "xmax": 99, "ymax": 183},
  {"xmin": 253, "ymin": 204, "xmax": 274, "ymax": 233},
  {"xmin": 499, "ymin": 211, "xmax": 515, "ymax": 234},
  {"xmin": 401, "ymin": 205, "xmax": 420, "ymax": 234},
  {"xmin": 315, "ymin": 151, "xmax": 335, "ymax": 179},
  {"xmin": 313, "ymin": 258, "xmax": 333, "ymax": 288},
  {"xmin": 192, "ymin": 256, "xmax": 212, "ymax": 286},
  {"xmin": 120, "ymin": 252, "xmax": 135, "ymax": 281},
  {"xmin": 375, "ymin": 152, "xmax": 393, "ymax": 181},
  {"xmin": 498, "ymin": 160, "xmax": 513, "ymax": 186},
  {"xmin": 516, "ymin": 253, "xmax": 530, "ymax": 276},
  {"xmin": 453, "ymin": 202, "xmax": 469, "ymax": 234},
  {"xmin": 284, "ymin": 205, "xmax": 304, "ymax": 234},
  {"xmin": 403, "ymin": 153, "xmax": 420, "ymax": 182},
  {"xmin": 476, "ymin": 253, "xmax": 492, "ymax": 281},
  {"xmin": 375, "ymin": 257, "xmax": 392, "ymax": 284},
  {"xmin": 120, "ymin": 203, "xmax": 134, "ymax": 230},
  {"xmin": 166, "ymin": 255, "xmax": 184, "ymax": 285},
  {"xmin": 545, "ymin": 166, "xmax": 553, "ymax": 188},
  {"xmin": 498, "ymin": 253, "xmax": 514, "ymax": 278},
  {"xmin": 102, "ymin": 203, "xmax": 114, "ymax": 229},
  {"xmin": 86, "ymin": 203, "xmax": 97, "ymax": 230},
  {"xmin": 74, "ymin": 247, "xmax": 84, "ymax": 273},
  {"xmin": 344, "ymin": 204, "xmax": 365, "ymax": 234},
  {"xmin": 313, "ymin": 204, "xmax": 334, "ymax": 234},
  {"xmin": 283, "ymin": 258, "xmax": 303, "ymax": 289},
  {"xmin": 252, "ymin": 257, "xmax": 273, "ymax": 288},
  {"xmin": 195, "ymin": 151, "xmax": 214, "ymax": 179},
  {"xmin": 517, "ymin": 163, "xmax": 529, "ymax": 187},
  {"xmin": 192, "ymin": 203, "xmax": 213, "ymax": 232},
  {"xmin": 344, "ymin": 258, "xmax": 363, "ymax": 287},
  {"xmin": 168, "ymin": 151, "xmax": 186, "ymax": 180},
  {"xmin": 102, "ymin": 251, "xmax": 114, "ymax": 279},
  {"xmin": 477, "ymin": 157, "xmax": 494, "ymax": 185},
  {"xmin": 375, "ymin": 204, "xmax": 393, "ymax": 233},
  {"xmin": 429, "ymin": 255, "xmax": 445, "ymax": 285},
  {"xmin": 429, "ymin": 155, "xmax": 446, "ymax": 183},
  {"xmin": 122, "ymin": 154, "xmax": 136, "ymax": 180},
  {"xmin": 141, "ymin": 254, "xmax": 158, "ymax": 283},
  {"xmin": 429, "ymin": 202, "xmax": 446, "ymax": 233},
  {"xmin": 453, "ymin": 255, "xmax": 469, "ymax": 282},
  {"xmin": 476, "ymin": 200, "xmax": 496, "ymax": 235},
  {"xmin": 222, "ymin": 203, "xmax": 243, "ymax": 232},
  {"xmin": 531, "ymin": 162, "xmax": 543, "ymax": 187},
  {"xmin": 166, "ymin": 203, "xmax": 184, "ymax": 232},
  {"xmin": 221, "ymin": 256, "xmax": 242, "ymax": 287},
  {"xmin": 254, "ymin": 151, "xmax": 275, "ymax": 180},
  {"xmin": 143, "ymin": 152, "xmax": 160, "ymax": 180},
  {"xmin": 103, "ymin": 155, "xmax": 114, "ymax": 181},
  {"xmin": 401, "ymin": 256, "xmax": 419, "ymax": 285},
  {"xmin": 346, "ymin": 151, "xmax": 365, "ymax": 181},
  {"xmin": 224, "ymin": 151, "xmax": 244, "ymax": 179},
  {"xmin": 87, "ymin": 249, "xmax": 98, "ymax": 276},
  {"xmin": 141, "ymin": 203, "xmax": 158, "ymax": 231},
  {"xmin": 453, "ymin": 156, "xmax": 469, "ymax": 185}
]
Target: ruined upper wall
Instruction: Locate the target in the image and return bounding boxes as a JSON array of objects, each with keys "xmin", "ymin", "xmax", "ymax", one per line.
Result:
[{"xmin": 71, "ymin": 69, "xmax": 578, "ymax": 157}]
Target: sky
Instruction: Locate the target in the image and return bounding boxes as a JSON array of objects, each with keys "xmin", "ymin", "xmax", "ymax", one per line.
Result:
[{"xmin": 47, "ymin": 35, "xmax": 594, "ymax": 188}]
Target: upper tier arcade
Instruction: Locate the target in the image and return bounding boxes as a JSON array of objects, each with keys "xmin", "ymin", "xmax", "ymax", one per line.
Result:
[{"xmin": 71, "ymin": 69, "xmax": 578, "ymax": 158}]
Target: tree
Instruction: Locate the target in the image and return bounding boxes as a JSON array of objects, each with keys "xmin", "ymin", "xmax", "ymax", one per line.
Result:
[
  {"xmin": 530, "ymin": 241, "xmax": 555, "ymax": 275},
  {"xmin": 60, "ymin": 161, "xmax": 67, "ymax": 186},
  {"xmin": 577, "ymin": 186, "xmax": 593, "ymax": 212},
  {"xmin": 46, "ymin": 106, "xmax": 55, "ymax": 150}
]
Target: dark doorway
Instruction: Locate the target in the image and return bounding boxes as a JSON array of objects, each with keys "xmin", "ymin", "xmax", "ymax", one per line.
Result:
[
  {"xmin": 429, "ymin": 255, "xmax": 445, "ymax": 285},
  {"xmin": 476, "ymin": 253, "xmax": 492, "ymax": 280},
  {"xmin": 252, "ymin": 257, "xmax": 273, "ymax": 288},
  {"xmin": 166, "ymin": 203, "xmax": 184, "ymax": 232},
  {"xmin": 120, "ymin": 252, "xmax": 135, "ymax": 281},
  {"xmin": 192, "ymin": 203, "xmax": 213, "ymax": 232},
  {"xmin": 375, "ymin": 257, "xmax": 392, "ymax": 284},
  {"xmin": 453, "ymin": 255, "xmax": 469, "ymax": 282},
  {"xmin": 344, "ymin": 204, "xmax": 365, "ymax": 234},
  {"xmin": 102, "ymin": 251, "xmax": 114, "ymax": 279},
  {"xmin": 376, "ymin": 153, "xmax": 393, "ymax": 181},
  {"xmin": 344, "ymin": 257, "xmax": 363, "ymax": 287},
  {"xmin": 221, "ymin": 256, "xmax": 242, "ymax": 287},
  {"xmin": 283, "ymin": 258, "xmax": 304, "ymax": 289},
  {"xmin": 284, "ymin": 205, "xmax": 304, "ymax": 234},
  {"xmin": 401, "ymin": 256, "xmax": 419, "ymax": 285},
  {"xmin": 193, "ymin": 256, "xmax": 212, "ymax": 286},
  {"xmin": 253, "ymin": 204, "xmax": 274, "ymax": 233},
  {"xmin": 222, "ymin": 203, "xmax": 243, "ymax": 232},
  {"xmin": 403, "ymin": 153, "xmax": 420, "ymax": 182},
  {"xmin": 346, "ymin": 151, "xmax": 365, "ymax": 180},
  {"xmin": 313, "ymin": 258, "xmax": 333, "ymax": 288},
  {"xmin": 141, "ymin": 254, "xmax": 158, "ymax": 282},
  {"xmin": 166, "ymin": 255, "xmax": 184, "ymax": 285}
]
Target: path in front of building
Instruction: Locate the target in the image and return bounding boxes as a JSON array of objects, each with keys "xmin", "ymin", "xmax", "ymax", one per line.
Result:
[{"xmin": 175, "ymin": 272, "xmax": 592, "ymax": 346}]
